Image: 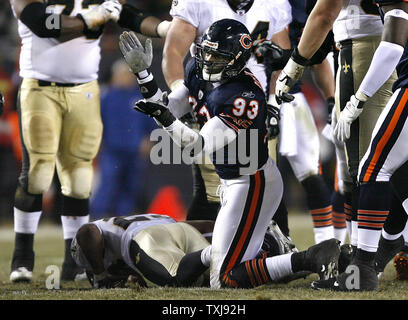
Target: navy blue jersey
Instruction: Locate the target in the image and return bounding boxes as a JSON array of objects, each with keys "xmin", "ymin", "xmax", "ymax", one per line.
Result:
[
  {"xmin": 184, "ymin": 59, "xmax": 269, "ymax": 179},
  {"xmin": 375, "ymin": 0, "xmax": 408, "ymax": 5},
  {"xmin": 377, "ymin": 3, "xmax": 408, "ymax": 91}
]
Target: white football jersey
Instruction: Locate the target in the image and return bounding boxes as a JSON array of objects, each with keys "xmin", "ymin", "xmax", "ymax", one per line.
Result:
[
  {"xmin": 333, "ymin": 0, "xmax": 383, "ymax": 43},
  {"xmin": 170, "ymin": 0, "xmax": 292, "ymax": 93},
  {"xmin": 91, "ymin": 214, "xmax": 176, "ymax": 270},
  {"xmin": 16, "ymin": 0, "xmax": 103, "ymax": 83}
]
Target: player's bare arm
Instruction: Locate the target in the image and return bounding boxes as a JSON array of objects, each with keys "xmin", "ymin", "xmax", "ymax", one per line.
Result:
[
  {"xmin": 275, "ymin": 0, "xmax": 342, "ymax": 102},
  {"xmin": 297, "ymin": 0, "xmax": 343, "ymax": 59},
  {"xmin": 311, "ymin": 59, "xmax": 335, "ymax": 123},
  {"xmin": 10, "ymin": 0, "xmax": 120, "ymax": 42},
  {"xmin": 334, "ymin": 2, "xmax": 408, "ymax": 142},
  {"xmin": 162, "ymin": 17, "xmax": 197, "ymax": 90}
]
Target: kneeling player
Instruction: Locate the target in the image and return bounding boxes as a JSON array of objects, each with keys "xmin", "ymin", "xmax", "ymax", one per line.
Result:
[{"xmin": 119, "ymin": 19, "xmax": 341, "ymax": 289}]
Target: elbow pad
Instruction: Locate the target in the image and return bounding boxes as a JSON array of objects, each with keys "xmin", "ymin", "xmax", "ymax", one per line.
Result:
[
  {"xmin": 20, "ymin": 2, "xmax": 61, "ymax": 38},
  {"xmin": 118, "ymin": 4, "xmax": 151, "ymax": 33}
]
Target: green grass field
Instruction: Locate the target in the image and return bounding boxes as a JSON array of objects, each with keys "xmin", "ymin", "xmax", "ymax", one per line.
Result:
[{"xmin": 0, "ymin": 213, "xmax": 407, "ymax": 301}]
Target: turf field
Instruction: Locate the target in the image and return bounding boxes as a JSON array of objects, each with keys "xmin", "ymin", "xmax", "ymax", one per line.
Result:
[{"xmin": 0, "ymin": 213, "xmax": 407, "ymax": 301}]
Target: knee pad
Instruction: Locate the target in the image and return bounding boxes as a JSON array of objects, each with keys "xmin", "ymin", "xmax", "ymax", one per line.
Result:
[
  {"xmin": 14, "ymin": 185, "xmax": 42, "ymax": 212},
  {"xmin": 27, "ymin": 156, "xmax": 56, "ymax": 194},
  {"xmin": 60, "ymin": 163, "xmax": 94, "ymax": 199},
  {"xmin": 22, "ymin": 113, "xmax": 58, "ymax": 194},
  {"xmin": 62, "ymin": 195, "xmax": 89, "ymax": 216}
]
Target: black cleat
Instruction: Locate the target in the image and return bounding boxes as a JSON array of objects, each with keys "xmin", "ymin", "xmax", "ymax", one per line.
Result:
[
  {"xmin": 305, "ymin": 238, "xmax": 341, "ymax": 280},
  {"xmin": 375, "ymin": 235, "xmax": 404, "ymax": 278},
  {"xmin": 61, "ymin": 261, "xmax": 87, "ymax": 281},
  {"xmin": 339, "ymin": 244, "xmax": 354, "ymax": 274},
  {"xmin": 10, "ymin": 250, "xmax": 34, "ymax": 283},
  {"xmin": 262, "ymin": 220, "xmax": 299, "ymax": 257},
  {"xmin": 311, "ymin": 256, "xmax": 378, "ymax": 291}
]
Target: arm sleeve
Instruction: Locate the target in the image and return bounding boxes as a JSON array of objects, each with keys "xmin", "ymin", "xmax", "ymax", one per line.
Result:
[
  {"xmin": 358, "ymin": 41, "xmax": 404, "ymax": 98},
  {"xmin": 169, "ymin": 0, "xmax": 200, "ymax": 28},
  {"xmin": 117, "ymin": 4, "xmax": 152, "ymax": 34},
  {"xmin": 167, "ymin": 83, "xmax": 191, "ymax": 119},
  {"xmin": 164, "ymin": 116, "xmax": 237, "ymax": 155},
  {"xmin": 19, "ymin": 2, "xmax": 61, "ymax": 38}
]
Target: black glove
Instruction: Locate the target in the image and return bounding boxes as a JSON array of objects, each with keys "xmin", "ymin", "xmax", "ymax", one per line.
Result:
[
  {"xmin": 326, "ymin": 97, "xmax": 335, "ymax": 125},
  {"xmin": 134, "ymin": 92, "xmax": 176, "ymax": 127},
  {"xmin": 266, "ymin": 103, "xmax": 281, "ymax": 139},
  {"xmin": 253, "ymin": 40, "xmax": 283, "ymax": 64},
  {"xmin": 0, "ymin": 92, "xmax": 3, "ymax": 116}
]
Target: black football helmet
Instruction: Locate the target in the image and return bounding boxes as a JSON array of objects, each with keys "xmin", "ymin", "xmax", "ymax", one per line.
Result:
[
  {"xmin": 227, "ymin": 0, "xmax": 254, "ymax": 13},
  {"xmin": 195, "ymin": 19, "xmax": 253, "ymax": 82}
]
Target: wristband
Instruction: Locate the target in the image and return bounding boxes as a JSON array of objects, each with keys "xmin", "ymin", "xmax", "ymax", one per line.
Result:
[
  {"xmin": 136, "ymin": 70, "xmax": 159, "ymax": 99},
  {"xmin": 291, "ymin": 47, "xmax": 309, "ymax": 66}
]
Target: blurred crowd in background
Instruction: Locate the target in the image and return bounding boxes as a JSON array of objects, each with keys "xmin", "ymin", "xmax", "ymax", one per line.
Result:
[{"xmin": 0, "ymin": 0, "xmax": 336, "ymax": 225}]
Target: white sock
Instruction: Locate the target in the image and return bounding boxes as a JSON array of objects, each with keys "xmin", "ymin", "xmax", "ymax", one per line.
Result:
[
  {"xmin": 61, "ymin": 215, "xmax": 89, "ymax": 240},
  {"xmin": 346, "ymin": 220, "xmax": 352, "ymax": 242},
  {"xmin": 201, "ymin": 245, "xmax": 212, "ymax": 267},
  {"xmin": 14, "ymin": 208, "xmax": 42, "ymax": 234},
  {"xmin": 358, "ymin": 228, "xmax": 382, "ymax": 253},
  {"xmin": 265, "ymin": 252, "xmax": 293, "ymax": 281},
  {"xmin": 314, "ymin": 226, "xmax": 334, "ymax": 244},
  {"xmin": 382, "ymin": 229, "xmax": 403, "ymax": 241},
  {"xmin": 334, "ymin": 227, "xmax": 347, "ymax": 245},
  {"xmin": 351, "ymin": 221, "xmax": 358, "ymax": 247}
]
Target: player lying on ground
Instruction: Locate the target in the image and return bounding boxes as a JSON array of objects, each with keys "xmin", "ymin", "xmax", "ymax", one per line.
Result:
[
  {"xmin": 71, "ymin": 213, "xmax": 299, "ymax": 288},
  {"xmin": 118, "ymin": 19, "xmax": 341, "ymax": 289}
]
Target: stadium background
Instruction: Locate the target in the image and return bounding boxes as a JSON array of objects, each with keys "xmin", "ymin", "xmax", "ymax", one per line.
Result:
[{"xmin": 0, "ymin": 0, "xmax": 336, "ymax": 225}]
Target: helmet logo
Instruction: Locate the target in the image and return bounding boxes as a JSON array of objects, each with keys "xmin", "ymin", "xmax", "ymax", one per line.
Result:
[
  {"xmin": 202, "ymin": 40, "xmax": 219, "ymax": 49},
  {"xmin": 239, "ymin": 34, "xmax": 252, "ymax": 49}
]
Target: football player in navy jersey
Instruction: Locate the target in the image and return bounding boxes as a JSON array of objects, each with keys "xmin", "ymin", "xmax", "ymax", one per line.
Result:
[
  {"xmin": 119, "ymin": 19, "xmax": 340, "ymax": 289},
  {"xmin": 311, "ymin": 0, "xmax": 408, "ymax": 291}
]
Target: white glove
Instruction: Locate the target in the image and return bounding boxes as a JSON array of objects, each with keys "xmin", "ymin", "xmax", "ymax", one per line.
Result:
[
  {"xmin": 334, "ymin": 95, "xmax": 365, "ymax": 142},
  {"xmin": 275, "ymin": 58, "xmax": 304, "ymax": 104},
  {"xmin": 102, "ymin": 0, "xmax": 122, "ymax": 23},
  {"xmin": 119, "ymin": 31, "xmax": 153, "ymax": 74},
  {"xmin": 80, "ymin": 1, "xmax": 121, "ymax": 30}
]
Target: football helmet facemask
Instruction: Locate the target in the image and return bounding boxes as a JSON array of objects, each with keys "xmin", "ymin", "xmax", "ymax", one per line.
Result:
[{"xmin": 195, "ymin": 18, "xmax": 253, "ymax": 82}]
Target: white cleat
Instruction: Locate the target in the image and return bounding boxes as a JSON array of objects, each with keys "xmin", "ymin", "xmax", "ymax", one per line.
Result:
[{"xmin": 10, "ymin": 267, "xmax": 33, "ymax": 283}]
